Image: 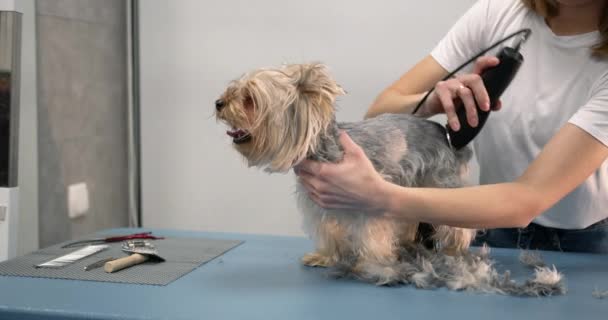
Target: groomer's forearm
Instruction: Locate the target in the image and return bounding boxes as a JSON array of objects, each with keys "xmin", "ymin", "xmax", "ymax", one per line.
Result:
[
  {"xmin": 365, "ymin": 90, "xmax": 429, "ymax": 119},
  {"xmin": 379, "ymin": 181, "xmax": 544, "ymax": 229}
]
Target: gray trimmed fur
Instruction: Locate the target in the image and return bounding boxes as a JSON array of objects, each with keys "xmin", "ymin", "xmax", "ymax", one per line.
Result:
[
  {"xmin": 328, "ymin": 113, "xmax": 471, "ymax": 188},
  {"xmin": 593, "ymin": 288, "xmax": 608, "ymax": 299},
  {"xmin": 519, "ymin": 250, "xmax": 546, "ymax": 268},
  {"xmin": 329, "ymin": 244, "xmax": 565, "ymax": 297}
]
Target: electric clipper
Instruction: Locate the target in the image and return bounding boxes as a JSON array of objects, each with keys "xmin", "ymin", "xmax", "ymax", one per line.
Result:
[{"xmin": 446, "ymin": 32, "xmax": 531, "ymax": 149}]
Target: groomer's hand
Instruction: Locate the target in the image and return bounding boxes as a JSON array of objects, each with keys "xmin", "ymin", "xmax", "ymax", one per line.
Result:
[
  {"xmin": 294, "ymin": 132, "xmax": 388, "ymax": 213},
  {"xmin": 421, "ymin": 56, "xmax": 503, "ymax": 131}
]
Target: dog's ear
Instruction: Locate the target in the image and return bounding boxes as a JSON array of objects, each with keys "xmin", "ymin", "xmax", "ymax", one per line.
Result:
[
  {"xmin": 261, "ymin": 63, "xmax": 344, "ymax": 170},
  {"xmin": 292, "ymin": 63, "xmax": 346, "ymax": 100},
  {"xmin": 288, "ymin": 63, "xmax": 345, "ymax": 140}
]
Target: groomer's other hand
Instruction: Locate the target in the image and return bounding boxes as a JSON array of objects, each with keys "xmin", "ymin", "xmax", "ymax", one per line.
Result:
[
  {"xmin": 421, "ymin": 56, "xmax": 502, "ymax": 131},
  {"xmin": 294, "ymin": 132, "xmax": 388, "ymax": 213}
]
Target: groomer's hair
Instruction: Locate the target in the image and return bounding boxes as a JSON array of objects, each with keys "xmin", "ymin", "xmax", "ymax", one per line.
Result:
[{"xmin": 521, "ymin": 0, "xmax": 608, "ymax": 58}]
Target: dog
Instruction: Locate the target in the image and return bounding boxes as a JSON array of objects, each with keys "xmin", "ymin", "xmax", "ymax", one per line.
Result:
[{"xmin": 215, "ymin": 63, "xmax": 564, "ymax": 295}]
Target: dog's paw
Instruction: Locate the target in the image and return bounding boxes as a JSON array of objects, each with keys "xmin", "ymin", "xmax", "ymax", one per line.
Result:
[{"xmin": 301, "ymin": 252, "xmax": 334, "ymax": 267}]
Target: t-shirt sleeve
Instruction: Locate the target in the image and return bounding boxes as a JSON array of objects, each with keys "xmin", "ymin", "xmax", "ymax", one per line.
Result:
[
  {"xmin": 430, "ymin": 0, "xmax": 492, "ymax": 73},
  {"xmin": 568, "ymin": 76, "xmax": 608, "ymax": 147}
]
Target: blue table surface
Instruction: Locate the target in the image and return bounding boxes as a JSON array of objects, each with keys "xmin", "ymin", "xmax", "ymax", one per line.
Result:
[{"xmin": 0, "ymin": 228, "xmax": 607, "ymax": 320}]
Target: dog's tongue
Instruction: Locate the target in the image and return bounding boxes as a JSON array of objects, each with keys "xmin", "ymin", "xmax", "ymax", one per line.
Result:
[{"xmin": 227, "ymin": 128, "xmax": 247, "ymax": 138}]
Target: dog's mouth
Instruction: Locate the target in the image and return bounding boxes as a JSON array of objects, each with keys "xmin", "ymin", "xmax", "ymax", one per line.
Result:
[{"xmin": 226, "ymin": 128, "xmax": 252, "ymax": 144}]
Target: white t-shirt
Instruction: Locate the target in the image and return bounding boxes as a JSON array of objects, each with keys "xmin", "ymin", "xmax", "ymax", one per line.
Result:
[{"xmin": 430, "ymin": 0, "xmax": 608, "ymax": 229}]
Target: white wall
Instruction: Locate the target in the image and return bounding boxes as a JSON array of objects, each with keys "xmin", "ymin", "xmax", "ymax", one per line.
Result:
[
  {"xmin": 0, "ymin": 0, "xmax": 14, "ymax": 11},
  {"xmin": 139, "ymin": 0, "xmax": 477, "ymax": 236}
]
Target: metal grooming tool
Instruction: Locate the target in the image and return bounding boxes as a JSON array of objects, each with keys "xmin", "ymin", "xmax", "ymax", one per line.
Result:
[
  {"xmin": 61, "ymin": 232, "xmax": 164, "ymax": 248},
  {"xmin": 35, "ymin": 245, "xmax": 109, "ymax": 269},
  {"xmin": 104, "ymin": 240, "xmax": 165, "ymax": 273},
  {"xmin": 84, "ymin": 257, "xmax": 115, "ymax": 271}
]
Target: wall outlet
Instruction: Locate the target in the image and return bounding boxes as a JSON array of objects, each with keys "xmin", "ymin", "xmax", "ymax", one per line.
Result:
[{"xmin": 68, "ymin": 183, "xmax": 89, "ymax": 219}]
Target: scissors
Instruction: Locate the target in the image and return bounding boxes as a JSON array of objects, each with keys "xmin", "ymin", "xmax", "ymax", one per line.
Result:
[{"xmin": 61, "ymin": 232, "xmax": 165, "ymax": 248}]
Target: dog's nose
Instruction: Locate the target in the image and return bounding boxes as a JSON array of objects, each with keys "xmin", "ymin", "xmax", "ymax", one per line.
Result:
[{"xmin": 215, "ymin": 99, "xmax": 225, "ymax": 111}]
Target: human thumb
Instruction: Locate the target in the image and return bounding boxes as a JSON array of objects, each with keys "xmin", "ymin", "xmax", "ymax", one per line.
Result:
[{"xmin": 339, "ymin": 131, "xmax": 363, "ymax": 156}]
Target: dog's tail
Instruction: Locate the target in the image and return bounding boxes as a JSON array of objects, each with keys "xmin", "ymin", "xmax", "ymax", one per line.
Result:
[
  {"xmin": 454, "ymin": 144, "xmax": 473, "ymax": 165},
  {"xmin": 425, "ymin": 119, "xmax": 473, "ymax": 166}
]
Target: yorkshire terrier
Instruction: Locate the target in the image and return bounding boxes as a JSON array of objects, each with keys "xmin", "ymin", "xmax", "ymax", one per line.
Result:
[{"xmin": 215, "ymin": 63, "xmax": 564, "ymax": 295}]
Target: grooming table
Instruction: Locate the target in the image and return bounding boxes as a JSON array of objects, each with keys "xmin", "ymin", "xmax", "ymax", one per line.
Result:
[{"xmin": 0, "ymin": 228, "xmax": 606, "ymax": 320}]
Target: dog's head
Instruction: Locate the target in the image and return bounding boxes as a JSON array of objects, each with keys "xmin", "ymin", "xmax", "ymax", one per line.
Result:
[{"xmin": 215, "ymin": 63, "xmax": 345, "ymax": 172}]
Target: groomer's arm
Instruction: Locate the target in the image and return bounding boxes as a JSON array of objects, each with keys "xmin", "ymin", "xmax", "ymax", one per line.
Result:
[
  {"xmin": 365, "ymin": 55, "xmax": 448, "ymax": 119},
  {"xmin": 297, "ymin": 123, "xmax": 608, "ymax": 229},
  {"xmin": 380, "ymin": 123, "xmax": 608, "ymax": 228},
  {"xmin": 365, "ymin": 55, "xmax": 500, "ymax": 124}
]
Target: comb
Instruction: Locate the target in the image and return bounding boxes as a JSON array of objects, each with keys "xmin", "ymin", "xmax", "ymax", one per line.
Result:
[{"xmin": 35, "ymin": 245, "xmax": 109, "ymax": 268}]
